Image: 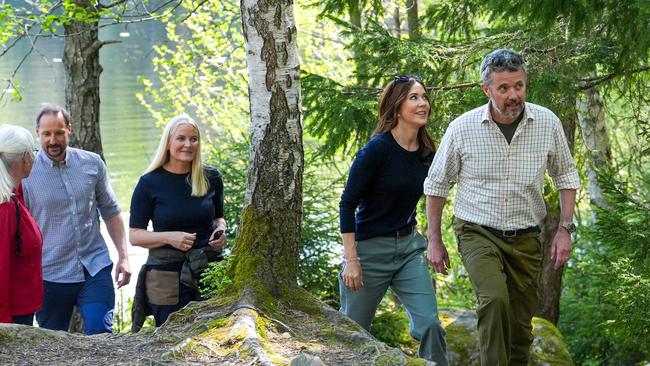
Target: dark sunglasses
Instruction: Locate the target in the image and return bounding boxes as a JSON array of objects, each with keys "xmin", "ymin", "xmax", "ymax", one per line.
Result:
[{"xmin": 394, "ymin": 75, "xmax": 423, "ymax": 83}]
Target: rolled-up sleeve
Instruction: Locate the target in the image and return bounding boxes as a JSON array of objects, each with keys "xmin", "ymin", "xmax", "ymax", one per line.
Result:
[
  {"xmin": 95, "ymin": 158, "xmax": 121, "ymax": 220},
  {"xmin": 548, "ymin": 122, "xmax": 580, "ymax": 190},
  {"xmin": 423, "ymin": 125, "xmax": 460, "ymax": 197}
]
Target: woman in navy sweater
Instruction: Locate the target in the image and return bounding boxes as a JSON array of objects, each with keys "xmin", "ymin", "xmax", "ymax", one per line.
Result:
[
  {"xmin": 339, "ymin": 77, "xmax": 448, "ymax": 365},
  {"xmin": 129, "ymin": 114, "xmax": 226, "ymax": 327}
]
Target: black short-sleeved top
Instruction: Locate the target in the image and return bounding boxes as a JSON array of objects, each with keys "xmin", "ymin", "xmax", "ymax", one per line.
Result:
[{"xmin": 129, "ymin": 167, "xmax": 224, "ymax": 249}]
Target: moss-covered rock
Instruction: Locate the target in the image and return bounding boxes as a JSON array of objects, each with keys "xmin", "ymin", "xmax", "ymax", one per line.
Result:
[{"xmin": 440, "ymin": 308, "xmax": 574, "ymax": 365}]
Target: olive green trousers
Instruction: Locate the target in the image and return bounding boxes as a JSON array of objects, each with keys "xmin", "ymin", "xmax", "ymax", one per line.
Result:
[
  {"xmin": 454, "ymin": 218, "xmax": 542, "ymax": 366},
  {"xmin": 339, "ymin": 231, "xmax": 448, "ymax": 365}
]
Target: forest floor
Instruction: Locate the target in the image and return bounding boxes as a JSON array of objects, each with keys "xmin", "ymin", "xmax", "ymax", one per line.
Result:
[{"xmin": 0, "ymin": 295, "xmax": 422, "ymax": 366}]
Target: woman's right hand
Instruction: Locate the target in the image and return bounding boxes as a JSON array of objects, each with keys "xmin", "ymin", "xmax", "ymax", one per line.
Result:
[
  {"xmin": 167, "ymin": 231, "xmax": 196, "ymax": 252},
  {"xmin": 342, "ymin": 259, "xmax": 364, "ymax": 291}
]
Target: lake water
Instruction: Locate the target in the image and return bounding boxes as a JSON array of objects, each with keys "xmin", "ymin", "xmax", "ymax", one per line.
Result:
[
  {"xmin": 0, "ymin": 20, "xmax": 167, "ymax": 209},
  {"xmin": 0, "ymin": 19, "xmax": 170, "ymax": 307}
]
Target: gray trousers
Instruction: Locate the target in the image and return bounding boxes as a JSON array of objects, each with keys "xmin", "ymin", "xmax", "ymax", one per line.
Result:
[{"xmin": 339, "ymin": 231, "xmax": 448, "ymax": 365}]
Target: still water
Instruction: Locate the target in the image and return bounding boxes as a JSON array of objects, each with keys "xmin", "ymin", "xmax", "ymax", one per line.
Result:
[
  {"xmin": 0, "ymin": 20, "xmax": 168, "ymax": 210},
  {"xmin": 1, "ymin": 19, "xmax": 172, "ymax": 307}
]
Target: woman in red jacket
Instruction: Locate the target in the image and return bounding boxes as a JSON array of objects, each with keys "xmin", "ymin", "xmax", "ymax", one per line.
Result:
[{"xmin": 0, "ymin": 125, "xmax": 43, "ymax": 325}]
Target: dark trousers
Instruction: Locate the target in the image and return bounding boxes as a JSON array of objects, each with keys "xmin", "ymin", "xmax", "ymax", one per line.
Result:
[
  {"xmin": 36, "ymin": 264, "xmax": 115, "ymax": 335},
  {"xmin": 12, "ymin": 313, "xmax": 34, "ymax": 325},
  {"xmin": 454, "ymin": 218, "xmax": 542, "ymax": 366}
]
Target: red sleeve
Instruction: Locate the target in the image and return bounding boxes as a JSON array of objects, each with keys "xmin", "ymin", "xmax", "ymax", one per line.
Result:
[{"xmin": 0, "ymin": 201, "xmax": 16, "ymax": 323}]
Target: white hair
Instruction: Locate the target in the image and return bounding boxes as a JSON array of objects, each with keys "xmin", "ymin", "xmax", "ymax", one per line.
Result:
[
  {"xmin": 0, "ymin": 125, "xmax": 35, "ymax": 203},
  {"xmin": 146, "ymin": 114, "xmax": 208, "ymax": 197}
]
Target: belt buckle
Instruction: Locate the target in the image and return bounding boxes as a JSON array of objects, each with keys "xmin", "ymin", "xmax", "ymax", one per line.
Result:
[{"xmin": 502, "ymin": 230, "xmax": 516, "ymax": 238}]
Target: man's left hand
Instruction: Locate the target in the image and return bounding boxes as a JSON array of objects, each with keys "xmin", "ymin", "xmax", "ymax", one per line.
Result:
[
  {"xmin": 551, "ymin": 228, "xmax": 573, "ymax": 270},
  {"xmin": 115, "ymin": 257, "xmax": 131, "ymax": 288}
]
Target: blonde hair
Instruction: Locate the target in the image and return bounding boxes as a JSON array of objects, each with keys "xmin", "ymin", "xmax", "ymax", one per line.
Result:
[
  {"xmin": 0, "ymin": 125, "xmax": 36, "ymax": 203},
  {"xmin": 147, "ymin": 114, "xmax": 209, "ymax": 197}
]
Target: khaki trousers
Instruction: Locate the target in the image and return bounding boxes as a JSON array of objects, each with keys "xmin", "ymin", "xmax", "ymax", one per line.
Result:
[{"xmin": 454, "ymin": 218, "xmax": 542, "ymax": 366}]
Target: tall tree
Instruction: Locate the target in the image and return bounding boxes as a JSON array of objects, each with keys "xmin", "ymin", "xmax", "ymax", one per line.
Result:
[
  {"xmin": 63, "ymin": 0, "xmax": 116, "ymax": 158},
  {"xmin": 231, "ymin": 0, "xmax": 303, "ymax": 297},
  {"xmin": 576, "ymin": 86, "xmax": 611, "ymax": 210}
]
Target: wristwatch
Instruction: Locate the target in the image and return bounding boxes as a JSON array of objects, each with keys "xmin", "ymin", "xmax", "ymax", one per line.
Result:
[{"xmin": 559, "ymin": 220, "xmax": 577, "ymax": 234}]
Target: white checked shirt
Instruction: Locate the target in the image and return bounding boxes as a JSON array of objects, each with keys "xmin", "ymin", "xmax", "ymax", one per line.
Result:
[{"xmin": 424, "ymin": 102, "xmax": 580, "ymax": 230}]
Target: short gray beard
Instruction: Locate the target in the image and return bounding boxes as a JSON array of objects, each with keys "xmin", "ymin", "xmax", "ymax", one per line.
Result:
[{"xmin": 491, "ymin": 98, "xmax": 523, "ymax": 119}]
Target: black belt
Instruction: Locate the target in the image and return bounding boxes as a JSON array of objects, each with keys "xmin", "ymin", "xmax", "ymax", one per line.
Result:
[
  {"xmin": 482, "ymin": 225, "xmax": 541, "ymax": 238},
  {"xmin": 381, "ymin": 225, "xmax": 415, "ymax": 238}
]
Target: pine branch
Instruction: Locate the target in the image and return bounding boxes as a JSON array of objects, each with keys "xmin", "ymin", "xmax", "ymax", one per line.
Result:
[{"xmin": 579, "ymin": 66, "xmax": 650, "ymax": 90}]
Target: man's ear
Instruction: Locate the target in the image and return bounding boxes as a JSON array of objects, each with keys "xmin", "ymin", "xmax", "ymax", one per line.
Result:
[{"xmin": 481, "ymin": 83, "xmax": 490, "ymax": 97}]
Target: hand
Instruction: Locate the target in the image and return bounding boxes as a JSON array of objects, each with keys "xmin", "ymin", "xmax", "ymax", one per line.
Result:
[
  {"xmin": 342, "ymin": 259, "xmax": 364, "ymax": 291},
  {"xmin": 427, "ymin": 239, "xmax": 450, "ymax": 275},
  {"xmin": 208, "ymin": 228, "xmax": 227, "ymax": 249},
  {"xmin": 551, "ymin": 228, "xmax": 573, "ymax": 270},
  {"xmin": 167, "ymin": 231, "xmax": 196, "ymax": 252},
  {"xmin": 114, "ymin": 257, "xmax": 131, "ymax": 288}
]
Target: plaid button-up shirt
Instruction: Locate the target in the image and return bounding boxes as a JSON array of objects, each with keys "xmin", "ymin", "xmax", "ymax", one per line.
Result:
[
  {"xmin": 23, "ymin": 148, "xmax": 120, "ymax": 283},
  {"xmin": 424, "ymin": 102, "xmax": 580, "ymax": 230}
]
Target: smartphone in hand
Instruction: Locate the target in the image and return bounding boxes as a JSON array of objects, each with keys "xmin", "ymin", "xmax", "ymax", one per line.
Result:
[{"xmin": 210, "ymin": 230, "xmax": 224, "ymax": 241}]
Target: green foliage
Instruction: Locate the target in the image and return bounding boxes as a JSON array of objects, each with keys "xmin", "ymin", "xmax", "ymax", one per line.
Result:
[
  {"xmin": 370, "ymin": 296, "xmax": 418, "ymax": 353},
  {"xmin": 302, "ymin": 73, "xmax": 378, "ymax": 156},
  {"xmin": 605, "ymin": 259, "xmax": 650, "ymax": 357},
  {"xmin": 560, "ymin": 142, "xmax": 650, "ymax": 363},
  {"xmin": 200, "ymin": 256, "xmax": 235, "ymax": 299},
  {"xmin": 297, "ymin": 151, "xmax": 347, "ymax": 305}
]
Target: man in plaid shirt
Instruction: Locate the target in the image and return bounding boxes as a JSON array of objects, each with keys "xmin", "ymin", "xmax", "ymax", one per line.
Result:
[{"xmin": 423, "ymin": 49, "xmax": 579, "ymax": 365}]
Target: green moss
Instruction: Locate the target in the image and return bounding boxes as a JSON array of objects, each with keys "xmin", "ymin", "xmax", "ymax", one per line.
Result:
[
  {"xmin": 0, "ymin": 328, "xmax": 13, "ymax": 343},
  {"xmin": 207, "ymin": 317, "xmax": 230, "ymax": 329},
  {"xmin": 280, "ymin": 285, "xmax": 322, "ymax": 316},
  {"xmin": 222, "ymin": 206, "xmax": 293, "ymax": 312},
  {"xmin": 404, "ymin": 358, "xmax": 427, "ymax": 366},
  {"xmin": 531, "ymin": 317, "xmax": 574, "ymax": 366},
  {"xmin": 375, "ymin": 353, "xmax": 406, "ymax": 366}
]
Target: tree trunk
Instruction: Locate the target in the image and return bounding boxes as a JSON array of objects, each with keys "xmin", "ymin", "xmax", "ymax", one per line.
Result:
[
  {"xmin": 234, "ymin": 0, "xmax": 303, "ymax": 299},
  {"xmin": 349, "ymin": 0, "xmax": 361, "ymax": 28},
  {"xmin": 392, "ymin": 4, "xmax": 401, "ymax": 38},
  {"xmin": 535, "ymin": 110, "xmax": 577, "ymax": 325},
  {"xmin": 576, "ymin": 86, "xmax": 611, "ymax": 210},
  {"xmin": 406, "ymin": 0, "xmax": 419, "ymax": 39},
  {"xmin": 63, "ymin": 0, "xmax": 104, "ymax": 159}
]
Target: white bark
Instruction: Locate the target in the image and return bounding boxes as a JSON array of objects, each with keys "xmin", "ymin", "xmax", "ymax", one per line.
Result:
[
  {"xmin": 240, "ymin": 0, "xmax": 303, "ymax": 211},
  {"xmin": 576, "ymin": 87, "xmax": 611, "ymax": 210}
]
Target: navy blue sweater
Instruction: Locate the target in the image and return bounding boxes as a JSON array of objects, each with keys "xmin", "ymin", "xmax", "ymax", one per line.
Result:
[
  {"xmin": 130, "ymin": 167, "xmax": 224, "ymax": 249},
  {"xmin": 339, "ymin": 132, "xmax": 430, "ymax": 241}
]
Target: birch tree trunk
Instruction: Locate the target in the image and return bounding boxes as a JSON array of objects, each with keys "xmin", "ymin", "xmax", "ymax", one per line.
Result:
[
  {"xmin": 535, "ymin": 109, "xmax": 577, "ymax": 325},
  {"xmin": 63, "ymin": 0, "xmax": 106, "ymax": 159},
  {"xmin": 232, "ymin": 0, "xmax": 303, "ymax": 299},
  {"xmin": 576, "ymin": 86, "xmax": 611, "ymax": 210},
  {"xmin": 406, "ymin": 0, "xmax": 419, "ymax": 39}
]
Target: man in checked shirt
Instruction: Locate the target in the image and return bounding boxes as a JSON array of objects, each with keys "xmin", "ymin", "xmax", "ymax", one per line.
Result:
[
  {"xmin": 424, "ymin": 49, "xmax": 579, "ymax": 365},
  {"xmin": 23, "ymin": 105, "xmax": 131, "ymax": 334}
]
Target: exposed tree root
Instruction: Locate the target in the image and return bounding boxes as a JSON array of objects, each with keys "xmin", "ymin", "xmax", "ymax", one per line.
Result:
[{"xmin": 0, "ymin": 287, "xmax": 427, "ymax": 365}]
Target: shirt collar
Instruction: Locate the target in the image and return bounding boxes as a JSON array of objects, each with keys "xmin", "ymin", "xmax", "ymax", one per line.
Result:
[
  {"xmin": 481, "ymin": 101, "xmax": 534, "ymax": 125},
  {"xmin": 38, "ymin": 148, "xmax": 72, "ymax": 168}
]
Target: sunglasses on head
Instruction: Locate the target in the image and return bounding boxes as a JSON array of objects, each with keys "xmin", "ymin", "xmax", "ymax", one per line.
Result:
[{"xmin": 394, "ymin": 75, "xmax": 423, "ymax": 83}]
